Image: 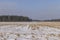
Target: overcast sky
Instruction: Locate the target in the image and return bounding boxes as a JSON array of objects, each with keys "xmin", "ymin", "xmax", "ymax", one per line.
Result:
[{"xmin": 0, "ymin": 0, "xmax": 60, "ymax": 20}]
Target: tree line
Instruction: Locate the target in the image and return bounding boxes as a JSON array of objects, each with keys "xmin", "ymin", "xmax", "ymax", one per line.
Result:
[
  {"xmin": 0, "ymin": 15, "xmax": 60, "ymax": 22},
  {"xmin": 0, "ymin": 15, "xmax": 32, "ymax": 22},
  {"xmin": 42, "ymin": 19, "xmax": 60, "ymax": 22}
]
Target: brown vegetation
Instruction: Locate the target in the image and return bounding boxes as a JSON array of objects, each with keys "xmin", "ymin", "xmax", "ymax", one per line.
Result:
[{"xmin": 0, "ymin": 22, "xmax": 60, "ymax": 27}]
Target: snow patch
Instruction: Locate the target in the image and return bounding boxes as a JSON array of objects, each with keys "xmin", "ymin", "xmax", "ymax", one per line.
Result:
[{"xmin": 0, "ymin": 25, "xmax": 60, "ymax": 40}]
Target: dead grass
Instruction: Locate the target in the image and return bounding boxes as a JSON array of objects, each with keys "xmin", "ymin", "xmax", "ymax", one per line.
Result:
[{"xmin": 0, "ymin": 22, "xmax": 60, "ymax": 28}]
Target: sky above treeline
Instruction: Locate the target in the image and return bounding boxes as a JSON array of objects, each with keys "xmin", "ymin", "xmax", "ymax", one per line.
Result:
[{"xmin": 0, "ymin": 0, "xmax": 60, "ymax": 20}]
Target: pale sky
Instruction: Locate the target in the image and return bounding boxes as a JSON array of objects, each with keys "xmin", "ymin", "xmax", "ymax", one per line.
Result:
[{"xmin": 0, "ymin": 0, "xmax": 60, "ymax": 20}]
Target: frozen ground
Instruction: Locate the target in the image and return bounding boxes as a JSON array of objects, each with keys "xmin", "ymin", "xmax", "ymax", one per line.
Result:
[{"xmin": 0, "ymin": 25, "xmax": 60, "ymax": 40}]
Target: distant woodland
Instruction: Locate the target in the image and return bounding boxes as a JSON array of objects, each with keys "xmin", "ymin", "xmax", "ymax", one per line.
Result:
[
  {"xmin": 0, "ymin": 15, "xmax": 32, "ymax": 22},
  {"xmin": 0, "ymin": 15, "xmax": 60, "ymax": 22},
  {"xmin": 43, "ymin": 19, "xmax": 60, "ymax": 22}
]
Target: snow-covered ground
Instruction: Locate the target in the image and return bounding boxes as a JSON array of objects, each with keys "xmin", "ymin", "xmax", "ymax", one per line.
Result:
[{"xmin": 0, "ymin": 25, "xmax": 60, "ymax": 40}]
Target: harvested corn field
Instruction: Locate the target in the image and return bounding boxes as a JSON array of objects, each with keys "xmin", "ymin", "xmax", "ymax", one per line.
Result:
[{"xmin": 0, "ymin": 22, "xmax": 60, "ymax": 40}]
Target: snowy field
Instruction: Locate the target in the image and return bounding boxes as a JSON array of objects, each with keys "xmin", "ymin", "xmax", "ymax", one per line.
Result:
[{"xmin": 0, "ymin": 23, "xmax": 60, "ymax": 40}]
